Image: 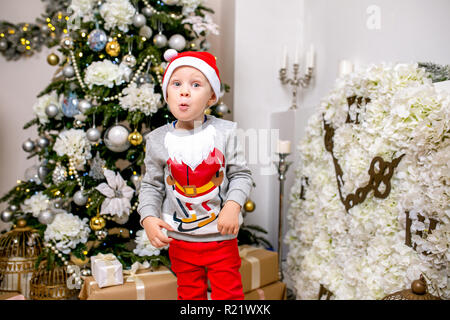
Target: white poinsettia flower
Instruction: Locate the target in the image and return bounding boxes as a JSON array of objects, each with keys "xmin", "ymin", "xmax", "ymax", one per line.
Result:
[
  {"xmin": 119, "ymin": 83, "xmax": 162, "ymax": 116},
  {"xmin": 96, "ymin": 169, "xmax": 134, "ymax": 218}
]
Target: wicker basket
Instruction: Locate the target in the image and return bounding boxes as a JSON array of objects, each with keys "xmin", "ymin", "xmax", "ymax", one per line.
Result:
[
  {"xmin": 0, "ymin": 219, "xmax": 43, "ymax": 299},
  {"xmin": 29, "ymin": 263, "xmax": 78, "ymax": 300}
]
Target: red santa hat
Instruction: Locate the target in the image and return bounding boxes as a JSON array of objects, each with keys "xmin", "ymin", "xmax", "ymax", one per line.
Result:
[{"xmin": 162, "ymin": 49, "xmax": 221, "ymax": 104}]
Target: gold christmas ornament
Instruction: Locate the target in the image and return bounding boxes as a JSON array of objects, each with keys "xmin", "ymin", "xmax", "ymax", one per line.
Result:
[
  {"xmin": 128, "ymin": 129, "xmax": 143, "ymax": 146},
  {"xmin": 105, "ymin": 40, "xmax": 120, "ymax": 57},
  {"xmin": 47, "ymin": 53, "xmax": 60, "ymax": 66},
  {"xmin": 89, "ymin": 216, "xmax": 106, "ymax": 231},
  {"xmin": 244, "ymin": 199, "xmax": 256, "ymax": 212}
]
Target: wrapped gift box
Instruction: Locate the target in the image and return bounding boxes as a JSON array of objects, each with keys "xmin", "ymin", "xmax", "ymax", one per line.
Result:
[
  {"xmin": 90, "ymin": 253, "xmax": 123, "ymax": 288},
  {"xmin": 238, "ymin": 245, "xmax": 279, "ymax": 293},
  {"xmin": 79, "ymin": 266, "xmax": 177, "ymax": 300},
  {"xmin": 244, "ymin": 281, "xmax": 286, "ymax": 300}
]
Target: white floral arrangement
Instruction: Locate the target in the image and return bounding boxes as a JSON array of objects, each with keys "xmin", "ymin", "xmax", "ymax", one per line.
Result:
[
  {"xmin": 119, "ymin": 83, "xmax": 162, "ymax": 116},
  {"xmin": 44, "ymin": 212, "xmax": 90, "ymax": 254},
  {"xmin": 182, "ymin": 14, "xmax": 219, "ymax": 36},
  {"xmin": 133, "ymin": 229, "xmax": 167, "ymax": 257},
  {"xmin": 68, "ymin": 0, "xmax": 98, "ymax": 24},
  {"xmin": 84, "ymin": 60, "xmax": 130, "ymax": 89},
  {"xmin": 99, "ymin": 0, "xmax": 136, "ymax": 32},
  {"xmin": 32, "ymin": 91, "xmax": 61, "ymax": 124},
  {"xmin": 20, "ymin": 191, "xmax": 50, "ymax": 218},
  {"xmin": 286, "ymin": 63, "xmax": 449, "ymax": 300},
  {"xmin": 53, "ymin": 128, "xmax": 92, "ymax": 169}
]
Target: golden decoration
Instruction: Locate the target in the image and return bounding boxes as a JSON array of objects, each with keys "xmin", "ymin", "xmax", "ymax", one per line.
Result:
[
  {"xmin": 382, "ymin": 275, "xmax": 441, "ymax": 300},
  {"xmin": 89, "ymin": 216, "xmax": 106, "ymax": 231},
  {"xmin": 47, "ymin": 53, "xmax": 59, "ymax": 66},
  {"xmin": 105, "ymin": 39, "xmax": 120, "ymax": 57},
  {"xmin": 0, "ymin": 219, "xmax": 43, "ymax": 299},
  {"xmin": 69, "ymin": 253, "xmax": 89, "ymax": 266},
  {"xmin": 244, "ymin": 199, "xmax": 256, "ymax": 212},
  {"xmin": 29, "ymin": 263, "xmax": 78, "ymax": 300},
  {"xmin": 128, "ymin": 129, "xmax": 143, "ymax": 146},
  {"xmin": 204, "ymin": 108, "xmax": 211, "ymax": 115}
]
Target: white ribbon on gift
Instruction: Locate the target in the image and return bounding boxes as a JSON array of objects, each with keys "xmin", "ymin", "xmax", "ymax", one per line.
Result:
[
  {"xmin": 239, "ymin": 246, "xmax": 261, "ymax": 290},
  {"xmin": 123, "ymin": 261, "xmax": 150, "ymax": 300}
]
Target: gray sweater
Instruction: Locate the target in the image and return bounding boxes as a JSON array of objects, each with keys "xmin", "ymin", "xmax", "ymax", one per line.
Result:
[{"xmin": 138, "ymin": 115, "xmax": 254, "ymax": 242}]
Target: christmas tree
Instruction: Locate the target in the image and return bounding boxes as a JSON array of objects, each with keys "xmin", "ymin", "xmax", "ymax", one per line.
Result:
[{"xmin": 0, "ymin": 0, "xmax": 236, "ymax": 282}]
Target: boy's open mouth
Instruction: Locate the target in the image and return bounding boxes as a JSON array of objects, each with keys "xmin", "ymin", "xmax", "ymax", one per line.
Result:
[{"xmin": 179, "ymin": 102, "xmax": 189, "ymax": 110}]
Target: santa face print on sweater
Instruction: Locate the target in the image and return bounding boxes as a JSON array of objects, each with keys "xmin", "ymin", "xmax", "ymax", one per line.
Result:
[{"xmin": 164, "ymin": 124, "xmax": 225, "ymax": 233}]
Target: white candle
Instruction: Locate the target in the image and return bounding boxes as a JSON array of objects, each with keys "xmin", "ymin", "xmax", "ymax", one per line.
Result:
[
  {"xmin": 306, "ymin": 44, "xmax": 315, "ymax": 69},
  {"xmin": 294, "ymin": 43, "xmax": 299, "ymax": 64},
  {"xmin": 339, "ymin": 59, "xmax": 353, "ymax": 76},
  {"xmin": 277, "ymin": 140, "xmax": 291, "ymax": 154},
  {"xmin": 282, "ymin": 46, "xmax": 288, "ymax": 69}
]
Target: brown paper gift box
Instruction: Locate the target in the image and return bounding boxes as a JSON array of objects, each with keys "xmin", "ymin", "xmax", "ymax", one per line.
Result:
[
  {"xmin": 238, "ymin": 245, "xmax": 279, "ymax": 293},
  {"xmin": 244, "ymin": 281, "xmax": 286, "ymax": 300},
  {"xmin": 78, "ymin": 266, "xmax": 177, "ymax": 300}
]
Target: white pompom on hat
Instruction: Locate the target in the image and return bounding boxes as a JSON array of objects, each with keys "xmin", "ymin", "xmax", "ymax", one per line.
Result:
[{"xmin": 162, "ymin": 50, "xmax": 221, "ymax": 104}]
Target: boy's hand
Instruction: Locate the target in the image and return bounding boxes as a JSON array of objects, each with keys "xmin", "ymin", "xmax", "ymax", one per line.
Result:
[
  {"xmin": 217, "ymin": 200, "xmax": 241, "ymax": 235},
  {"xmin": 142, "ymin": 216, "xmax": 174, "ymax": 248}
]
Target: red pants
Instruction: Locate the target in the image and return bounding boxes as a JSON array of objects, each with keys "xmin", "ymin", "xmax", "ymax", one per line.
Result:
[{"xmin": 169, "ymin": 238, "xmax": 244, "ymax": 300}]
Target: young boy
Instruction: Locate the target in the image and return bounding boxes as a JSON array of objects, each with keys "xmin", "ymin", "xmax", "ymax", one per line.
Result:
[{"xmin": 138, "ymin": 51, "xmax": 254, "ymax": 300}]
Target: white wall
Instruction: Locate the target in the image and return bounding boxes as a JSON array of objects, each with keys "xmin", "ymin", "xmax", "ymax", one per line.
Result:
[{"xmin": 0, "ymin": 0, "xmax": 55, "ymax": 231}]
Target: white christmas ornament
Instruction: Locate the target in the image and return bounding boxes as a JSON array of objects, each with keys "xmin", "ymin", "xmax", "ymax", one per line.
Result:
[
  {"xmin": 104, "ymin": 124, "xmax": 131, "ymax": 152},
  {"xmin": 95, "ymin": 169, "xmax": 134, "ymax": 218},
  {"xmin": 164, "ymin": 49, "xmax": 178, "ymax": 62},
  {"xmin": 168, "ymin": 34, "xmax": 186, "ymax": 51}
]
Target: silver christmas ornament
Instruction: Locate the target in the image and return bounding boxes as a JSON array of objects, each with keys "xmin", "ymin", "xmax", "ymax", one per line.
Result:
[
  {"xmin": 1, "ymin": 209, "xmax": 14, "ymax": 223},
  {"xmin": 22, "ymin": 139, "xmax": 35, "ymax": 152},
  {"xmin": 73, "ymin": 119, "xmax": 84, "ymax": 128},
  {"xmin": 104, "ymin": 124, "xmax": 131, "ymax": 152},
  {"xmin": 142, "ymin": 7, "xmax": 153, "ymax": 17},
  {"xmin": 136, "ymin": 73, "xmax": 152, "ymax": 86},
  {"xmin": 77, "ymin": 99, "xmax": 92, "ymax": 114},
  {"xmin": 122, "ymin": 54, "xmax": 137, "ymax": 68},
  {"xmin": 37, "ymin": 137, "xmax": 50, "ymax": 148},
  {"xmin": 63, "ymin": 65, "xmax": 75, "ymax": 78},
  {"xmin": 0, "ymin": 39, "xmax": 8, "ymax": 51},
  {"xmin": 169, "ymin": 34, "xmax": 186, "ymax": 51},
  {"xmin": 86, "ymin": 127, "xmax": 101, "ymax": 142},
  {"xmin": 153, "ymin": 33, "xmax": 167, "ymax": 48},
  {"xmin": 88, "ymin": 28, "xmax": 107, "ymax": 52},
  {"xmin": 25, "ymin": 165, "xmax": 41, "ymax": 184},
  {"xmin": 38, "ymin": 209, "xmax": 55, "ymax": 225},
  {"xmin": 139, "ymin": 26, "xmax": 153, "ymax": 39},
  {"xmin": 113, "ymin": 214, "xmax": 129, "ymax": 225},
  {"xmin": 73, "ymin": 190, "xmax": 88, "ymax": 206},
  {"xmin": 216, "ymin": 102, "xmax": 229, "ymax": 114},
  {"xmin": 9, "ymin": 204, "xmax": 18, "ymax": 212},
  {"xmin": 52, "ymin": 163, "xmax": 67, "ymax": 184},
  {"xmin": 45, "ymin": 104, "xmax": 59, "ymax": 118},
  {"xmin": 133, "ymin": 14, "xmax": 146, "ymax": 27},
  {"xmin": 80, "ymin": 268, "xmax": 91, "ymax": 276},
  {"xmin": 38, "ymin": 165, "xmax": 50, "ymax": 182}
]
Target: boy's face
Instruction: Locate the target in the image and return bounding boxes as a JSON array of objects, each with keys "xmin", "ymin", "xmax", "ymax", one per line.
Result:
[{"xmin": 167, "ymin": 66, "xmax": 216, "ymax": 129}]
